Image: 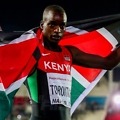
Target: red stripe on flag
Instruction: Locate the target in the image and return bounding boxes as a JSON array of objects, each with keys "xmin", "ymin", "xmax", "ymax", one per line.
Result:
[{"xmin": 0, "ymin": 38, "xmax": 38, "ymax": 88}]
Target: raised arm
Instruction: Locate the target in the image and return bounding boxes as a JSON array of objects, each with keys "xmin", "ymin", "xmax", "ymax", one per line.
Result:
[{"xmin": 66, "ymin": 45, "xmax": 120, "ymax": 70}]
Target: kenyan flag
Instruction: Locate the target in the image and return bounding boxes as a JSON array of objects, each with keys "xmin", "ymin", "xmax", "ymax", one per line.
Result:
[
  {"xmin": 0, "ymin": 14, "xmax": 120, "ymax": 119},
  {"xmin": 0, "ymin": 31, "xmax": 38, "ymax": 120},
  {"xmin": 59, "ymin": 15, "xmax": 120, "ymax": 114}
]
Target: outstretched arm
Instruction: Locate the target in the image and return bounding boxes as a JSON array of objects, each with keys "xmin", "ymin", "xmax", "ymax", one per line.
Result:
[{"xmin": 66, "ymin": 45, "xmax": 120, "ymax": 70}]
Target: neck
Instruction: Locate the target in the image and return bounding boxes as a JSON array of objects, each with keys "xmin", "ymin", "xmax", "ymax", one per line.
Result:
[{"xmin": 43, "ymin": 39, "xmax": 62, "ymax": 52}]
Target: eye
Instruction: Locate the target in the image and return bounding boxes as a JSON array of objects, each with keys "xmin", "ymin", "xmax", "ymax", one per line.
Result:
[
  {"xmin": 48, "ymin": 21, "xmax": 56, "ymax": 28},
  {"xmin": 60, "ymin": 23, "xmax": 66, "ymax": 30},
  {"xmin": 48, "ymin": 21, "xmax": 66, "ymax": 30},
  {"xmin": 60, "ymin": 24, "xmax": 66, "ymax": 30}
]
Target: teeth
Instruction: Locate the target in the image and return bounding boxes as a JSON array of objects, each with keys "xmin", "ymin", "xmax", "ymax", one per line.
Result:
[{"xmin": 52, "ymin": 36, "xmax": 60, "ymax": 40}]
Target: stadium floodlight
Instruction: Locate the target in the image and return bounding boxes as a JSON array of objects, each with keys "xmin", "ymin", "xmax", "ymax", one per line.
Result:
[{"xmin": 112, "ymin": 93, "xmax": 120, "ymax": 105}]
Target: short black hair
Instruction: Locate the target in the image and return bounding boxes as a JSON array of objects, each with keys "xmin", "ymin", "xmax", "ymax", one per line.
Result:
[{"xmin": 42, "ymin": 5, "xmax": 66, "ymax": 20}]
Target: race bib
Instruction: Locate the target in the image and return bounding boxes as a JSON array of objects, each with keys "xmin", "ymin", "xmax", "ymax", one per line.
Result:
[{"xmin": 47, "ymin": 73, "xmax": 72, "ymax": 108}]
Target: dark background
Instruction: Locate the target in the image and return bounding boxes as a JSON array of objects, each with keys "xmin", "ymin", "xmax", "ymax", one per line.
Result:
[{"xmin": 0, "ymin": 0, "xmax": 120, "ymax": 31}]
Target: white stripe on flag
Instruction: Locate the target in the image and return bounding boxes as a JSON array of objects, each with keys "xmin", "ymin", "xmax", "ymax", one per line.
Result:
[
  {"xmin": 97, "ymin": 28, "xmax": 118, "ymax": 50},
  {"xmin": 0, "ymin": 83, "xmax": 5, "ymax": 91},
  {"xmin": 0, "ymin": 30, "xmax": 36, "ymax": 47},
  {"xmin": 66, "ymin": 26, "xmax": 88, "ymax": 35},
  {"xmin": 71, "ymin": 67, "xmax": 90, "ymax": 88},
  {"xmin": 6, "ymin": 76, "xmax": 27, "ymax": 94}
]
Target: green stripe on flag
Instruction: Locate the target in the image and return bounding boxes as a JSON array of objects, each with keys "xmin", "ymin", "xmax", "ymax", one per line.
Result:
[
  {"xmin": 0, "ymin": 89, "xmax": 18, "ymax": 120},
  {"xmin": 8, "ymin": 89, "xmax": 19, "ymax": 110},
  {"xmin": 27, "ymin": 70, "xmax": 38, "ymax": 102},
  {"xmin": 71, "ymin": 77, "xmax": 85, "ymax": 106},
  {"xmin": 0, "ymin": 91, "xmax": 10, "ymax": 120}
]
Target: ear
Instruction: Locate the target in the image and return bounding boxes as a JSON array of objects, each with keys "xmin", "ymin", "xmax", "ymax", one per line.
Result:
[{"xmin": 40, "ymin": 20, "xmax": 43, "ymax": 29}]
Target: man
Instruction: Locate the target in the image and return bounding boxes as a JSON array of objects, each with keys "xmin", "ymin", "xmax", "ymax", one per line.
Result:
[{"xmin": 24, "ymin": 5, "xmax": 120, "ymax": 120}]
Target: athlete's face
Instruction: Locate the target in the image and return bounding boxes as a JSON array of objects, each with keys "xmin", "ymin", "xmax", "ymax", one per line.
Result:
[{"xmin": 41, "ymin": 10, "xmax": 67, "ymax": 43}]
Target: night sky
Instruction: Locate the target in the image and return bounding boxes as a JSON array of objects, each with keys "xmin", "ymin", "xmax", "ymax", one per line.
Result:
[{"xmin": 1, "ymin": 0, "xmax": 120, "ymax": 31}]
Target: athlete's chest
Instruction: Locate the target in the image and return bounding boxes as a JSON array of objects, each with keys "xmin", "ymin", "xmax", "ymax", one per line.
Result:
[{"xmin": 37, "ymin": 46, "xmax": 72, "ymax": 74}]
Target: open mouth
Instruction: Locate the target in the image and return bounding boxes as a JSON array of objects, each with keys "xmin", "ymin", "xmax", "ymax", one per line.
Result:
[{"xmin": 51, "ymin": 35, "xmax": 61, "ymax": 40}]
